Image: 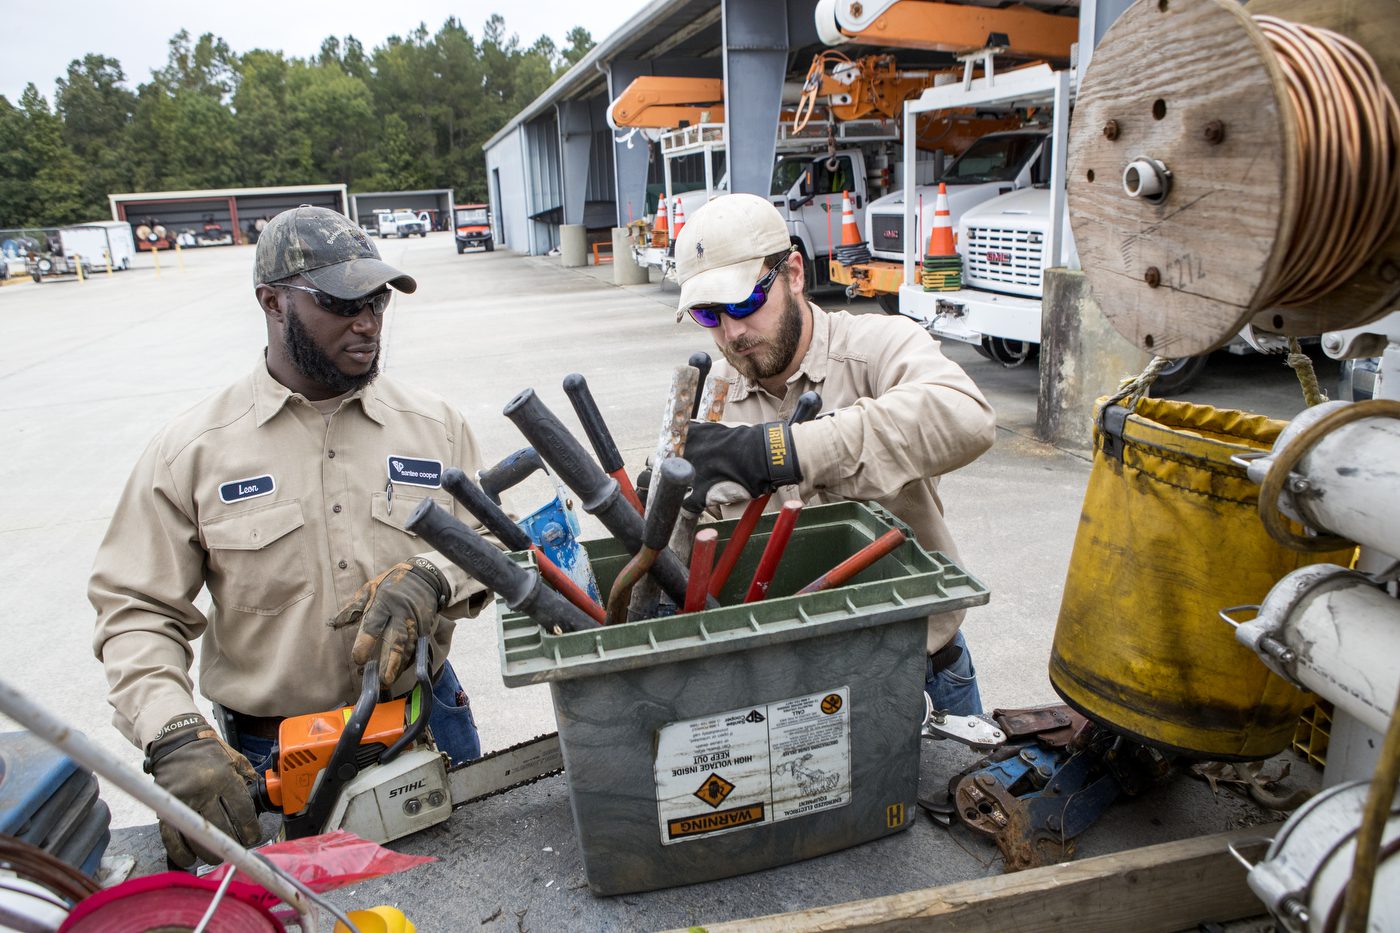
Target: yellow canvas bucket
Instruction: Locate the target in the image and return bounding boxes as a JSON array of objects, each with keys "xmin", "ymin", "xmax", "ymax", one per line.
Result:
[{"xmin": 1049, "ymin": 397, "xmax": 1353, "ymax": 760}]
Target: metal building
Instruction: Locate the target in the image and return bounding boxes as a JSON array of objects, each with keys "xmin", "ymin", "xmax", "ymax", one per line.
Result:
[
  {"xmin": 484, "ymin": 0, "xmax": 811, "ymax": 255},
  {"xmin": 350, "ymin": 190, "xmax": 456, "ymax": 232},
  {"xmin": 108, "ymin": 184, "xmax": 350, "ymax": 247}
]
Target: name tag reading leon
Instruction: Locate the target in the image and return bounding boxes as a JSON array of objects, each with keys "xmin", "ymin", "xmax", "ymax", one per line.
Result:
[
  {"xmin": 219, "ymin": 474, "xmax": 276, "ymax": 504},
  {"xmin": 386, "ymin": 456, "xmax": 444, "ymax": 489}
]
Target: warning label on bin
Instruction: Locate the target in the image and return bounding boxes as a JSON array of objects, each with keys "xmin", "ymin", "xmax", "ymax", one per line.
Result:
[{"xmin": 654, "ymin": 687, "xmax": 851, "ymax": 845}]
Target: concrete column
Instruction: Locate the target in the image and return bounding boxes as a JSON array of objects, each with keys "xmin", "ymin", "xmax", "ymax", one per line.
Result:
[
  {"xmin": 612, "ymin": 228, "xmax": 648, "ymax": 285},
  {"xmin": 1037, "ymin": 268, "xmax": 1150, "ymax": 451},
  {"xmin": 722, "ymin": 0, "xmax": 788, "ymax": 197},
  {"xmin": 560, "ymin": 225, "xmax": 588, "ymax": 268}
]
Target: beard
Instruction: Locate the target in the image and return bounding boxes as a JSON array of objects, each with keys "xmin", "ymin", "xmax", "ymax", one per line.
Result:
[
  {"xmin": 719, "ymin": 289, "xmax": 804, "ymax": 382},
  {"xmin": 283, "ymin": 306, "xmax": 379, "ymax": 395}
]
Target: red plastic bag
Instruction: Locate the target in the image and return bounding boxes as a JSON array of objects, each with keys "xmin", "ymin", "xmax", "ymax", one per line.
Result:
[{"xmin": 207, "ymin": 830, "xmax": 435, "ymax": 894}]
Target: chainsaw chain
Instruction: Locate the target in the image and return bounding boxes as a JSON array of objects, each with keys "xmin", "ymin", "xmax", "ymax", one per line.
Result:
[{"xmin": 448, "ymin": 732, "xmax": 564, "ymax": 807}]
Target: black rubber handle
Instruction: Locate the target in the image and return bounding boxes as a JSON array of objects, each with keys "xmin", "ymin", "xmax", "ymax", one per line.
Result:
[
  {"xmin": 503, "ymin": 389, "xmax": 615, "ymax": 512},
  {"xmin": 644, "ymin": 458, "xmax": 694, "ymax": 552},
  {"xmin": 687, "ymin": 353, "xmax": 711, "ymax": 419},
  {"xmin": 406, "ymin": 499, "xmax": 597, "ymax": 633},
  {"xmin": 562, "ymin": 374, "xmax": 625, "ymax": 475},
  {"xmin": 441, "ymin": 468, "xmax": 533, "ymax": 552},
  {"xmin": 790, "ymin": 390, "xmax": 822, "ymax": 425},
  {"xmin": 504, "ymin": 388, "xmax": 705, "ymax": 608},
  {"xmin": 478, "ymin": 447, "xmax": 546, "ymax": 504}
]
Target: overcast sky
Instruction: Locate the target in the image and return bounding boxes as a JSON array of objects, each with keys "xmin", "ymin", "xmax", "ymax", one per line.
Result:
[{"xmin": 2, "ymin": 1, "xmax": 649, "ymax": 104}]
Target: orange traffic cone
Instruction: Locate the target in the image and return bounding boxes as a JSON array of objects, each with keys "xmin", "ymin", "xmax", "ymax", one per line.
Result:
[
  {"xmin": 834, "ymin": 190, "xmax": 872, "ymax": 266},
  {"xmin": 652, "ymin": 196, "xmax": 669, "ymax": 248},
  {"xmin": 925, "ymin": 182, "xmax": 956, "ymax": 257},
  {"xmin": 672, "ymin": 198, "xmax": 687, "ymax": 243},
  {"xmin": 922, "ymin": 182, "xmax": 962, "ymax": 292},
  {"xmin": 839, "ymin": 191, "xmax": 861, "ymax": 246}
]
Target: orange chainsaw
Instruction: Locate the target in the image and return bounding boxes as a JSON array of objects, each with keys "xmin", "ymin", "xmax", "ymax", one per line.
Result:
[{"xmin": 251, "ymin": 640, "xmax": 562, "ymax": 844}]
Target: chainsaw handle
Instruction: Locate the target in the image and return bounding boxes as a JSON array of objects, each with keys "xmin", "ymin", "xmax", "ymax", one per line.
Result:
[
  {"xmin": 282, "ymin": 658, "xmax": 381, "ymax": 838},
  {"xmin": 380, "ymin": 638, "xmax": 435, "ymax": 764},
  {"xmin": 442, "ymin": 468, "xmax": 534, "ymax": 552},
  {"xmin": 478, "ymin": 446, "xmax": 546, "ymax": 505}
]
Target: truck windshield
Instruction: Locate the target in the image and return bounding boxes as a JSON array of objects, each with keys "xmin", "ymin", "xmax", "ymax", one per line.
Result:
[
  {"xmin": 456, "ymin": 209, "xmax": 488, "ymax": 224},
  {"xmin": 770, "ymin": 158, "xmax": 809, "ymax": 196},
  {"xmin": 943, "ymin": 134, "xmax": 1045, "ymax": 184}
]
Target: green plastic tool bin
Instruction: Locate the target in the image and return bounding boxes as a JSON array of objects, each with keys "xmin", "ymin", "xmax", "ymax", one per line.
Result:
[{"xmin": 496, "ymin": 501, "xmax": 989, "ymax": 895}]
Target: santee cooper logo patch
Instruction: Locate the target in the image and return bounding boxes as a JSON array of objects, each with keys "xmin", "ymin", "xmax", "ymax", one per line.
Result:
[
  {"xmin": 387, "ymin": 456, "xmax": 443, "ymax": 488},
  {"xmin": 219, "ymin": 475, "xmax": 276, "ymax": 504}
]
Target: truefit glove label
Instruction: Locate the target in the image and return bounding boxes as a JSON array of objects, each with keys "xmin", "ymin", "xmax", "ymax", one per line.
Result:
[{"xmin": 763, "ymin": 422, "xmax": 800, "ymax": 487}]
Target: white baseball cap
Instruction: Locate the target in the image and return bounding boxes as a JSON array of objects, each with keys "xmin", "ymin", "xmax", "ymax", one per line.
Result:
[{"xmin": 674, "ymin": 193, "xmax": 792, "ymax": 321}]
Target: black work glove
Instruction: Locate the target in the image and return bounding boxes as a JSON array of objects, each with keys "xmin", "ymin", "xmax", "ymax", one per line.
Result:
[
  {"xmin": 144, "ymin": 714, "xmax": 261, "ymax": 867},
  {"xmin": 681, "ymin": 420, "xmax": 802, "ymax": 512},
  {"xmin": 331, "ymin": 556, "xmax": 447, "ymax": 685}
]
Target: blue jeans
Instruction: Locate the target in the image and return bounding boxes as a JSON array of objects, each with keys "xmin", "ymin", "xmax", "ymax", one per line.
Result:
[
  {"xmin": 925, "ymin": 630, "xmax": 983, "ymax": 715},
  {"xmin": 232, "ymin": 659, "xmax": 481, "ymax": 773}
]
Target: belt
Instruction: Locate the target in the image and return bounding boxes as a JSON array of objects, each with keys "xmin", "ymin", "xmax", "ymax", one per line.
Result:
[
  {"xmin": 927, "ymin": 640, "xmax": 964, "ymax": 675},
  {"xmin": 227, "ymin": 710, "xmax": 283, "ymax": 740}
]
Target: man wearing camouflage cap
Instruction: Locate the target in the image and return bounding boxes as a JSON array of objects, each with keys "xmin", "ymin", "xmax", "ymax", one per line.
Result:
[
  {"xmin": 673, "ymin": 194, "xmax": 996, "ymax": 715},
  {"xmin": 91, "ymin": 206, "xmax": 495, "ymax": 867}
]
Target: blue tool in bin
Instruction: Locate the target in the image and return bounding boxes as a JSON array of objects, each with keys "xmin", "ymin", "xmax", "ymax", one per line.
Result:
[{"xmin": 478, "ymin": 447, "xmax": 601, "ymax": 603}]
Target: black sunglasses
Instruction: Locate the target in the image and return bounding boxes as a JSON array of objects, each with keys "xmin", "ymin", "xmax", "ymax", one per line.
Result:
[
  {"xmin": 278, "ymin": 282, "xmax": 392, "ymax": 318},
  {"xmin": 688, "ymin": 249, "xmax": 795, "ymax": 328}
]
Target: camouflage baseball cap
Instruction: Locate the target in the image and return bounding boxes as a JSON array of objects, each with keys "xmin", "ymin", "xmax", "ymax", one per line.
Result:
[{"xmin": 255, "ymin": 205, "xmax": 417, "ymax": 298}]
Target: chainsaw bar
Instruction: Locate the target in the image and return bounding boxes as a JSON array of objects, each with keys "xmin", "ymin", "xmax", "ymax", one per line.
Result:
[{"xmin": 446, "ymin": 732, "xmax": 563, "ymax": 807}]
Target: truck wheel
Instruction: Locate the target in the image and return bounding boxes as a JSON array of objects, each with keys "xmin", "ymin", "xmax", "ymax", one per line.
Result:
[
  {"xmin": 486, "ymin": 241, "xmax": 494, "ymax": 252},
  {"xmin": 876, "ymin": 294, "xmax": 900, "ymax": 315},
  {"xmin": 457, "ymin": 242, "xmax": 465, "ymax": 254},
  {"xmin": 1148, "ymin": 355, "xmax": 1210, "ymax": 396}
]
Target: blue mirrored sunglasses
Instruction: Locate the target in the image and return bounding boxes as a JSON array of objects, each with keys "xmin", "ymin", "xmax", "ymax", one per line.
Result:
[
  {"xmin": 687, "ymin": 250, "xmax": 794, "ymax": 328},
  {"xmin": 278, "ymin": 282, "xmax": 391, "ymax": 318}
]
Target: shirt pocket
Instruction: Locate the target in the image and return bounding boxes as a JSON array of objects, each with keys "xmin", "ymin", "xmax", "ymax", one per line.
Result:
[
  {"xmin": 370, "ymin": 490, "xmax": 455, "ymax": 570},
  {"xmin": 201, "ymin": 499, "xmax": 314, "ymax": 616}
]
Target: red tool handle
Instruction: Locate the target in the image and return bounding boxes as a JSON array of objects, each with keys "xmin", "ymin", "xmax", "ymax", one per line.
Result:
[
  {"xmin": 685, "ymin": 528, "xmax": 719, "ymax": 613},
  {"xmin": 610, "ymin": 468, "xmax": 644, "ymax": 515},
  {"xmin": 708, "ymin": 495, "xmax": 768, "ymax": 597},
  {"xmin": 743, "ymin": 501, "xmax": 803, "ymax": 603},
  {"xmin": 795, "ymin": 529, "xmax": 906, "ymax": 595},
  {"xmin": 532, "ymin": 546, "xmax": 607, "ymax": 624}
]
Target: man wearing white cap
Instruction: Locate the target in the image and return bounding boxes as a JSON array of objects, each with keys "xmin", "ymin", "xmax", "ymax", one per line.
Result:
[{"xmin": 674, "ymin": 193, "xmax": 996, "ymax": 714}]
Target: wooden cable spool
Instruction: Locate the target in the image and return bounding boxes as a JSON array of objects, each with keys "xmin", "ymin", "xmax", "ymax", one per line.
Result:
[{"xmin": 1067, "ymin": 0, "xmax": 1400, "ymax": 358}]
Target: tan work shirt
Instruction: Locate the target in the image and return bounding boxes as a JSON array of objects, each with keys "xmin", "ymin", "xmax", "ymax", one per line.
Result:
[
  {"xmin": 91, "ymin": 360, "xmax": 493, "ymax": 747},
  {"xmin": 713, "ymin": 303, "xmax": 996, "ymax": 653}
]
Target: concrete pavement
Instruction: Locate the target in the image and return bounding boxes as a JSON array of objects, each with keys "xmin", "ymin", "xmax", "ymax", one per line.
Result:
[{"xmin": 0, "ymin": 234, "xmax": 1324, "ymax": 835}]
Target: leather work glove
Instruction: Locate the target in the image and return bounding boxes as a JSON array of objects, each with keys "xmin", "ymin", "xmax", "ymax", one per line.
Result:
[
  {"xmin": 331, "ymin": 556, "xmax": 448, "ymax": 685},
  {"xmin": 681, "ymin": 420, "xmax": 802, "ymax": 513},
  {"xmin": 143, "ymin": 714, "xmax": 261, "ymax": 868}
]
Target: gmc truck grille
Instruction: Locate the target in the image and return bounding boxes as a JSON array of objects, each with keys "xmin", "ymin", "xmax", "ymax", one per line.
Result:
[
  {"xmin": 963, "ymin": 226, "xmax": 1044, "ymax": 291},
  {"xmin": 871, "ymin": 214, "xmax": 903, "ymax": 253}
]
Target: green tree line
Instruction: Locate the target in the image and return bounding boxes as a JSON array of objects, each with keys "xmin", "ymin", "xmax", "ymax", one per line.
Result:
[{"xmin": 0, "ymin": 16, "xmax": 594, "ymax": 228}]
